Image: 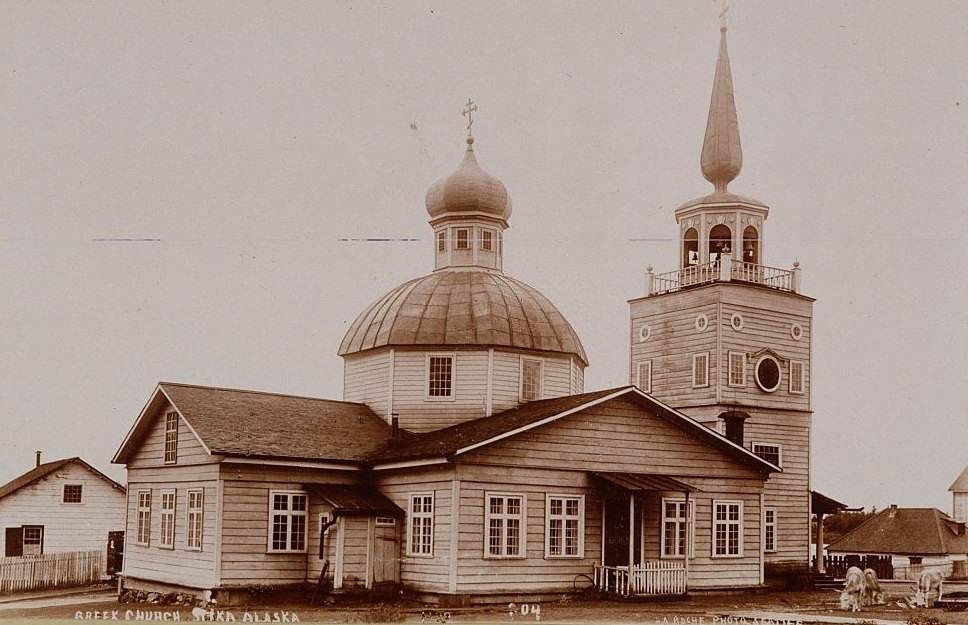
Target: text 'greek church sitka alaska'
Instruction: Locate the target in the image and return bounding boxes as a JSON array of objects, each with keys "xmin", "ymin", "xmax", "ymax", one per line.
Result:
[{"xmin": 112, "ymin": 23, "xmax": 825, "ymax": 605}]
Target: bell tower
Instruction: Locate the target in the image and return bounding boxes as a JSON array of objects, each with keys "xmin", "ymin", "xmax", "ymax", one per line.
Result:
[{"xmin": 629, "ymin": 22, "xmax": 815, "ymax": 581}]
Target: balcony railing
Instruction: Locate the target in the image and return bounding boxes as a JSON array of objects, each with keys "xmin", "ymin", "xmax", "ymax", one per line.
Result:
[
  {"xmin": 646, "ymin": 256, "xmax": 801, "ymax": 296},
  {"xmin": 593, "ymin": 561, "xmax": 687, "ymax": 597}
]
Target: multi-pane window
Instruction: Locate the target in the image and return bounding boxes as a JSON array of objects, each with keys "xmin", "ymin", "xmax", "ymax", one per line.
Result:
[
  {"xmin": 752, "ymin": 443, "xmax": 781, "ymax": 467},
  {"xmin": 455, "ymin": 229, "xmax": 469, "ymax": 250},
  {"xmin": 637, "ymin": 360, "xmax": 652, "ymax": 393},
  {"xmin": 160, "ymin": 490, "xmax": 176, "ymax": 549},
  {"xmin": 520, "ymin": 358, "xmax": 543, "ymax": 402},
  {"xmin": 764, "ymin": 507, "xmax": 777, "ymax": 553},
  {"xmin": 713, "ymin": 501, "xmax": 742, "ymax": 557},
  {"xmin": 22, "ymin": 526, "xmax": 43, "ymax": 555},
  {"xmin": 137, "ymin": 491, "xmax": 151, "ymax": 546},
  {"xmin": 485, "ymin": 494, "xmax": 525, "ymax": 558},
  {"xmin": 164, "ymin": 411, "xmax": 178, "ymax": 464},
  {"xmin": 728, "ymin": 351, "xmax": 746, "ymax": 387},
  {"xmin": 269, "ymin": 491, "xmax": 307, "ymax": 552},
  {"xmin": 546, "ymin": 495, "xmax": 583, "ymax": 557},
  {"xmin": 790, "ymin": 361, "xmax": 805, "ymax": 394},
  {"xmin": 63, "ymin": 484, "xmax": 82, "ymax": 503},
  {"xmin": 408, "ymin": 493, "xmax": 434, "ymax": 556},
  {"xmin": 661, "ymin": 498, "xmax": 694, "ymax": 557},
  {"xmin": 187, "ymin": 489, "xmax": 204, "ymax": 551},
  {"xmin": 481, "ymin": 229, "xmax": 493, "ymax": 251},
  {"xmin": 693, "ymin": 353, "xmax": 709, "ymax": 387},
  {"xmin": 427, "ymin": 355, "xmax": 454, "ymax": 398},
  {"xmin": 437, "ymin": 231, "xmax": 446, "ymax": 252}
]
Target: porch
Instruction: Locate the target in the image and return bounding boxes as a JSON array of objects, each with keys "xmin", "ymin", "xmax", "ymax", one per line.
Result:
[{"xmin": 591, "ymin": 472, "xmax": 697, "ymax": 597}]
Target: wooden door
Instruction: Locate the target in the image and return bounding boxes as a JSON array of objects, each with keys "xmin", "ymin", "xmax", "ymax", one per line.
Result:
[
  {"xmin": 107, "ymin": 531, "xmax": 124, "ymax": 576},
  {"xmin": 4, "ymin": 527, "xmax": 22, "ymax": 557},
  {"xmin": 603, "ymin": 498, "xmax": 641, "ymax": 567},
  {"xmin": 372, "ymin": 519, "xmax": 399, "ymax": 585}
]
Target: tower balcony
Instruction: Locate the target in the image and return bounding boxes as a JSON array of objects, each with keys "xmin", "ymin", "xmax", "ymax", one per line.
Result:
[{"xmin": 645, "ymin": 254, "xmax": 801, "ymax": 296}]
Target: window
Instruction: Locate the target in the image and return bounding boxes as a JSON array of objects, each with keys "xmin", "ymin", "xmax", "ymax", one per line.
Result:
[
  {"xmin": 22, "ymin": 525, "xmax": 43, "ymax": 555},
  {"xmin": 63, "ymin": 484, "xmax": 82, "ymax": 504},
  {"xmin": 728, "ymin": 351, "xmax": 746, "ymax": 387},
  {"xmin": 790, "ymin": 360, "xmax": 805, "ymax": 394},
  {"xmin": 713, "ymin": 501, "xmax": 743, "ymax": 557},
  {"xmin": 375, "ymin": 517, "xmax": 396, "ymax": 526},
  {"xmin": 764, "ymin": 507, "xmax": 777, "ymax": 553},
  {"xmin": 692, "ymin": 353, "xmax": 709, "ymax": 387},
  {"xmin": 407, "ymin": 493, "xmax": 434, "ymax": 556},
  {"xmin": 546, "ymin": 495, "xmax": 583, "ymax": 557},
  {"xmin": 485, "ymin": 493, "xmax": 525, "ymax": 558},
  {"xmin": 269, "ymin": 491, "xmax": 307, "ymax": 552},
  {"xmin": 164, "ymin": 411, "xmax": 178, "ymax": 464},
  {"xmin": 661, "ymin": 498, "xmax": 695, "ymax": 558},
  {"xmin": 427, "ymin": 355, "xmax": 454, "ymax": 399},
  {"xmin": 160, "ymin": 490, "xmax": 176, "ymax": 549},
  {"xmin": 520, "ymin": 358, "xmax": 543, "ymax": 402},
  {"xmin": 752, "ymin": 443, "xmax": 781, "ymax": 467},
  {"xmin": 455, "ymin": 229, "xmax": 469, "ymax": 250},
  {"xmin": 437, "ymin": 230, "xmax": 446, "ymax": 252},
  {"xmin": 754, "ymin": 355, "xmax": 782, "ymax": 392},
  {"xmin": 137, "ymin": 491, "xmax": 151, "ymax": 546},
  {"xmin": 187, "ymin": 489, "xmax": 203, "ymax": 551},
  {"xmin": 481, "ymin": 229, "xmax": 493, "ymax": 251},
  {"xmin": 636, "ymin": 360, "xmax": 652, "ymax": 393}
]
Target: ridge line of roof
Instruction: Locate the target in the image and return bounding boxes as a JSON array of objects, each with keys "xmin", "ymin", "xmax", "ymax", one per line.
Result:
[{"xmin": 158, "ymin": 382, "xmax": 370, "ymax": 407}]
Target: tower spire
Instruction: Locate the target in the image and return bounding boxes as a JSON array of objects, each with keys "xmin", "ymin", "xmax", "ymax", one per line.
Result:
[{"xmin": 700, "ymin": 18, "xmax": 743, "ymax": 193}]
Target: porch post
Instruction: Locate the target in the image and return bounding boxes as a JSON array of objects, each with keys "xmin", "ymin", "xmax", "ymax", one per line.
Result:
[
  {"xmin": 684, "ymin": 491, "xmax": 690, "ymax": 588},
  {"xmin": 815, "ymin": 512, "xmax": 825, "ymax": 573},
  {"xmin": 628, "ymin": 493, "xmax": 635, "ymax": 574}
]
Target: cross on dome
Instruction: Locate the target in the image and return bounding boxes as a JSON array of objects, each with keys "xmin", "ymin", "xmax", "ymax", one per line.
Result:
[{"xmin": 462, "ymin": 98, "xmax": 478, "ymax": 140}]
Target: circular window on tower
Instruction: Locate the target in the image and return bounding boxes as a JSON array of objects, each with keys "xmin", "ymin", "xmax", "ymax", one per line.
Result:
[
  {"xmin": 790, "ymin": 323, "xmax": 803, "ymax": 341},
  {"xmin": 638, "ymin": 324, "xmax": 652, "ymax": 343},
  {"xmin": 754, "ymin": 355, "xmax": 782, "ymax": 393},
  {"xmin": 730, "ymin": 313, "xmax": 745, "ymax": 331},
  {"xmin": 695, "ymin": 314, "xmax": 709, "ymax": 332}
]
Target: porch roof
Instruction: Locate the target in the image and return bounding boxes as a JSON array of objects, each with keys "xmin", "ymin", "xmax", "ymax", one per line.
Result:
[
  {"xmin": 592, "ymin": 471, "xmax": 700, "ymax": 493},
  {"xmin": 306, "ymin": 484, "xmax": 404, "ymax": 517}
]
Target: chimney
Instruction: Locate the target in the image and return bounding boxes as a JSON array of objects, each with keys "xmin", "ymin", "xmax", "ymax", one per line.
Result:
[
  {"xmin": 889, "ymin": 504, "xmax": 898, "ymax": 517},
  {"xmin": 390, "ymin": 414, "xmax": 400, "ymax": 446},
  {"xmin": 720, "ymin": 411, "xmax": 747, "ymax": 447},
  {"xmin": 35, "ymin": 450, "xmax": 41, "ymax": 468}
]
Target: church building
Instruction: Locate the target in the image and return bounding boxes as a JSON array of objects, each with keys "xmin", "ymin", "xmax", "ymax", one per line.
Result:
[{"xmin": 113, "ymin": 22, "xmax": 812, "ymax": 606}]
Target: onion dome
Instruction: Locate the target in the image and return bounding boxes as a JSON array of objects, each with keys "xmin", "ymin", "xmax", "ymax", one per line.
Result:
[
  {"xmin": 338, "ymin": 269, "xmax": 588, "ymax": 366},
  {"xmin": 701, "ymin": 26, "xmax": 743, "ymax": 193},
  {"xmin": 425, "ymin": 137, "xmax": 512, "ymax": 223}
]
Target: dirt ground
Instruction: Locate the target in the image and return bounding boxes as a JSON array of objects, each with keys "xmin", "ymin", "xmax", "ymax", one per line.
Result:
[{"xmin": 0, "ymin": 588, "xmax": 965, "ymax": 625}]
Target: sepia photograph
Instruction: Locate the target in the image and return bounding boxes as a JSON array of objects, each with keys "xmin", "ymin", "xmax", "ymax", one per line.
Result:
[{"xmin": 0, "ymin": 1, "xmax": 966, "ymax": 622}]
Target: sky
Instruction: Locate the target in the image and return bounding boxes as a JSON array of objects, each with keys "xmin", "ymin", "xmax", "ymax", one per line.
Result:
[{"xmin": 1, "ymin": 1, "xmax": 965, "ymax": 513}]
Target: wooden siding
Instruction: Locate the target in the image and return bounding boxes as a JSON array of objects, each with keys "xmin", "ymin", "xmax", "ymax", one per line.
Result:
[
  {"xmin": 0, "ymin": 462, "xmax": 124, "ymax": 574},
  {"xmin": 490, "ymin": 352, "xmax": 577, "ymax": 414},
  {"xmin": 127, "ymin": 400, "xmax": 211, "ymax": 469},
  {"xmin": 342, "ymin": 351, "xmax": 391, "ymax": 419},
  {"xmin": 375, "ymin": 467, "xmax": 456, "ymax": 593},
  {"xmin": 122, "ymin": 479, "xmax": 218, "ymax": 588}
]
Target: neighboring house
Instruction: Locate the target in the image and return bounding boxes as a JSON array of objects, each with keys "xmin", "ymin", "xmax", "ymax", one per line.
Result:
[
  {"xmin": 950, "ymin": 464, "xmax": 968, "ymax": 524},
  {"xmin": 0, "ymin": 456, "xmax": 126, "ymax": 574},
  {"xmin": 113, "ymin": 22, "xmax": 818, "ymax": 605},
  {"xmin": 827, "ymin": 505, "xmax": 968, "ymax": 580}
]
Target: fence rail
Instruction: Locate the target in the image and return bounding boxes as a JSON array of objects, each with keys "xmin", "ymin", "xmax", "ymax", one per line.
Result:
[
  {"xmin": 0, "ymin": 550, "xmax": 104, "ymax": 594},
  {"xmin": 594, "ymin": 561, "xmax": 686, "ymax": 596},
  {"xmin": 816, "ymin": 554, "xmax": 894, "ymax": 580}
]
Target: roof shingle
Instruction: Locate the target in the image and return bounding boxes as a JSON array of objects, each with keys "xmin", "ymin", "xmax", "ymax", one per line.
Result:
[{"xmin": 827, "ymin": 507, "xmax": 968, "ymax": 556}]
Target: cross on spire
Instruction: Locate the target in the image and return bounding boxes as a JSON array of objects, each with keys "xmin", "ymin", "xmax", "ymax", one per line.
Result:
[
  {"xmin": 719, "ymin": 0, "xmax": 729, "ymax": 29},
  {"xmin": 462, "ymin": 98, "xmax": 478, "ymax": 138}
]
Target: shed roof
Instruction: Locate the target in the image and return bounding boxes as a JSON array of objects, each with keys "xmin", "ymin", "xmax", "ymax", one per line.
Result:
[
  {"xmin": 0, "ymin": 457, "xmax": 125, "ymax": 501},
  {"xmin": 113, "ymin": 383, "xmax": 391, "ymax": 465},
  {"xmin": 827, "ymin": 507, "xmax": 968, "ymax": 556}
]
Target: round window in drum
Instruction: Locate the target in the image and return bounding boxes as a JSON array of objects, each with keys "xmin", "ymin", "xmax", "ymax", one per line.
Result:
[
  {"xmin": 730, "ymin": 313, "xmax": 744, "ymax": 331},
  {"xmin": 754, "ymin": 355, "xmax": 782, "ymax": 393}
]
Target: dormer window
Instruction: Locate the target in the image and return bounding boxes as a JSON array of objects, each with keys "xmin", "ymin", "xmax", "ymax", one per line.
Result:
[{"xmin": 455, "ymin": 229, "xmax": 469, "ymax": 250}]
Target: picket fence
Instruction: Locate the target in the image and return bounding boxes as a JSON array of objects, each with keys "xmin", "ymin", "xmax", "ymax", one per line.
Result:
[{"xmin": 0, "ymin": 550, "xmax": 104, "ymax": 594}]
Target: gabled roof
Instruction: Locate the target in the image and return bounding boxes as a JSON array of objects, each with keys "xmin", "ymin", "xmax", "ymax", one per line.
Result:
[
  {"xmin": 0, "ymin": 457, "xmax": 125, "ymax": 501},
  {"xmin": 372, "ymin": 385, "xmax": 778, "ymax": 473},
  {"xmin": 827, "ymin": 507, "xmax": 968, "ymax": 556},
  {"xmin": 950, "ymin": 464, "xmax": 968, "ymax": 492},
  {"xmin": 113, "ymin": 383, "xmax": 392, "ymax": 465}
]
